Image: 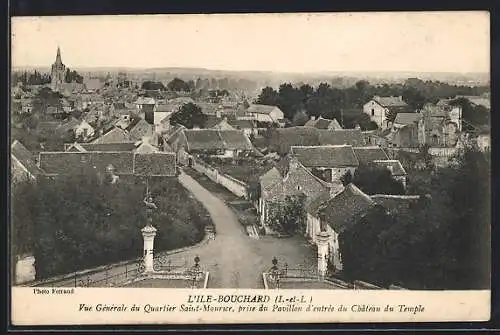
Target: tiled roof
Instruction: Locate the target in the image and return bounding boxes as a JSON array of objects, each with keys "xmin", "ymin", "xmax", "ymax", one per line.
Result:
[
  {"xmin": 134, "ymin": 152, "xmax": 176, "ymax": 176},
  {"xmin": 91, "ymin": 127, "xmax": 134, "ymax": 144},
  {"xmin": 84, "ymin": 78, "xmax": 103, "ymax": 91},
  {"xmin": 11, "ymin": 140, "xmax": 45, "ymax": 177},
  {"xmin": 183, "ymin": 129, "xmax": 225, "ymax": 151},
  {"xmin": 373, "ymin": 96, "xmax": 408, "ymax": 107},
  {"xmin": 394, "ymin": 113, "xmax": 422, "ymax": 125},
  {"xmin": 306, "ymin": 190, "xmax": 333, "ymax": 215},
  {"xmin": 39, "ymin": 152, "xmax": 135, "ymax": 175},
  {"xmin": 168, "ymin": 97, "xmax": 194, "ymax": 105},
  {"xmin": 259, "ymin": 167, "xmax": 282, "ymax": 191},
  {"xmin": 291, "ymin": 145, "xmax": 359, "ymax": 168},
  {"xmin": 128, "ymin": 119, "xmax": 153, "ymax": 140},
  {"xmin": 371, "ymin": 160, "xmax": 406, "ymax": 176},
  {"xmin": 318, "ymin": 183, "xmax": 375, "ymax": 233},
  {"xmin": 183, "ymin": 129, "xmax": 253, "ymax": 151},
  {"xmin": 219, "ymin": 130, "xmax": 254, "ymax": 150},
  {"xmin": 270, "ymin": 127, "xmax": 321, "ymax": 155},
  {"xmin": 69, "ymin": 142, "xmax": 138, "ymax": 152},
  {"xmin": 353, "ymin": 147, "xmax": 389, "ymax": 164},
  {"xmin": 304, "ymin": 117, "xmax": 342, "ymax": 130},
  {"xmin": 57, "ymin": 118, "xmax": 81, "ymax": 132},
  {"xmin": 227, "ymin": 119, "xmax": 255, "ymax": 129},
  {"xmin": 247, "ymin": 104, "xmax": 280, "ymax": 115},
  {"xmin": 39, "ymin": 151, "xmax": 176, "ymax": 176},
  {"xmin": 317, "ymin": 129, "xmax": 365, "ymax": 146}
]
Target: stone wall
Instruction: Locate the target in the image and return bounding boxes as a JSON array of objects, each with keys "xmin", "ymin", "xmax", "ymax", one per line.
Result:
[{"xmin": 192, "ymin": 158, "xmax": 249, "ymax": 198}]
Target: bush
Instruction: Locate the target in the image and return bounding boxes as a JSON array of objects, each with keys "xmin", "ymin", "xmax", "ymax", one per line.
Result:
[{"xmin": 12, "ymin": 174, "xmax": 212, "ymax": 279}]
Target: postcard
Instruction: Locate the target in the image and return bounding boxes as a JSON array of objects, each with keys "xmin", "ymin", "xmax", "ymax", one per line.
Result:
[{"xmin": 10, "ymin": 12, "xmax": 491, "ymax": 325}]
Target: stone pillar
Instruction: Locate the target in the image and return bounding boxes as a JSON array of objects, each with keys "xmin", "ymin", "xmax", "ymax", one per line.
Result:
[
  {"xmin": 141, "ymin": 225, "xmax": 157, "ymax": 273},
  {"xmin": 316, "ymin": 231, "xmax": 331, "ymax": 278}
]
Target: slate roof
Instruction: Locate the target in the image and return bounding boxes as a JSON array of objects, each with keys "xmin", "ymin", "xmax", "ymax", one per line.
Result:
[
  {"xmin": 91, "ymin": 127, "xmax": 134, "ymax": 144},
  {"xmin": 112, "ymin": 102, "xmax": 127, "ymax": 110},
  {"xmin": 353, "ymin": 147, "xmax": 389, "ymax": 165},
  {"xmin": 317, "ymin": 183, "xmax": 375, "ymax": 233},
  {"xmin": 247, "ymin": 104, "xmax": 281, "ymax": 115},
  {"xmin": 57, "ymin": 118, "xmax": 81, "ymax": 133},
  {"xmin": 290, "ymin": 145, "xmax": 359, "ymax": 168},
  {"xmin": 394, "ymin": 113, "xmax": 422, "ymax": 125},
  {"xmin": 39, "ymin": 151, "xmax": 176, "ymax": 176},
  {"xmin": 372, "ymin": 160, "xmax": 407, "ymax": 176},
  {"xmin": 11, "ymin": 140, "xmax": 45, "ymax": 177},
  {"xmin": 373, "ymin": 96, "xmax": 408, "ymax": 107},
  {"xmin": 270, "ymin": 127, "xmax": 321, "ymax": 155}
]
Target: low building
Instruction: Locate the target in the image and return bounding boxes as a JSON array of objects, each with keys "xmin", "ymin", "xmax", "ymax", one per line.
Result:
[
  {"xmin": 246, "ymin": 104, "xmax": 284, "ymax": 124},
  {"xmin": 178, "ymin": 129, "xmax": 254, "ymax": 159},
  {"xmin": 290, "ymin": 145, "xmax": 359, "ymax": 183},
  {"xmin": 352, "ymin": 146, "xmax": 389, "ymax": 165}
]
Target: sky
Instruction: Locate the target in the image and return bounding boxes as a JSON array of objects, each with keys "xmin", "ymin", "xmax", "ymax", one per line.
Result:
[{"xmin": 11, "ymin": 12, "xmax": 490, "ymax": 73}]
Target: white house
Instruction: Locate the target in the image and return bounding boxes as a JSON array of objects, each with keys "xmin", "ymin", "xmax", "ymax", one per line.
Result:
[
  {"xmin": 363, "ymin": 96, "xmax": 409, "ymax": 130},
  {"xmin": 246, "ymin": 104, "xmax": 284, "ymax": 123}
]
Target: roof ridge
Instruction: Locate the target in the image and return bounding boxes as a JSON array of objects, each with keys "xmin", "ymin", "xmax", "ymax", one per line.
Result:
[{"xmin": 371, "ymin": 194, "xmax": 421, "ymax": 199}]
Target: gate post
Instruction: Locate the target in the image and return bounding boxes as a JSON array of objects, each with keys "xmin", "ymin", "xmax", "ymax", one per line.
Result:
[{"xmin": 316, "ymin": 231, "xmax": 331, "ymax": 279}]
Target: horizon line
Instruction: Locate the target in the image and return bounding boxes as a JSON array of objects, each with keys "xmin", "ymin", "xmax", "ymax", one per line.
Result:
[{"xmin": 10, "ymin": 65, "xmax": 490, "ymax": 76}]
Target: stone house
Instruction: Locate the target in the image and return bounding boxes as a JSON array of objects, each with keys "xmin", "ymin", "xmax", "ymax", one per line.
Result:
[
  {"xmin": 290, "ymin": 145, "xmax": 359, "ymax": 183},
  {"xmin": 419, "ymin": 103, "xmax": 461, "ymax": 147},
  {"xmin": 308, "ymin": 183, "xmax": 377, "ymax": 272},
  {"xmin": 258, "ymin": 156, "xmax": 340, "ymax": 227},
  {"xmin": 363, "ymin": 96, "xmax": 409, "ymax": 130}
]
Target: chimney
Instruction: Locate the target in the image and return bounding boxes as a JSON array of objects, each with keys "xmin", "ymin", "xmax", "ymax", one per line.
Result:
[{"xmin": 310, "ymin": 116, "xmax": 316, "ymax": 121}]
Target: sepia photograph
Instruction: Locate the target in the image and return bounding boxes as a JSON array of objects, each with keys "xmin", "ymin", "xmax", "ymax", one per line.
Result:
[{"xmin": 10, "ymin": 12, "xmax": 491, "ymax": 325}]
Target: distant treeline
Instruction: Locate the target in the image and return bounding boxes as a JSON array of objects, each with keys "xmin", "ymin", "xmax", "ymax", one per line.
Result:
[{"xmin": 255, "ymin": 78, "xmax": 489, "ymax": 129}]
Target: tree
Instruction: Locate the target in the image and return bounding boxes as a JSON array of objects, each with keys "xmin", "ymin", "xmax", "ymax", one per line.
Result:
[
  {"xmin": 266, "ymin": 195, "xmax": 306, "ymax": 235},
  {"xmin": 256, "ymin": 86, "xmax": 279, "ymax": 106},
  {"xmin": 352, "ymin": 163, "xmax": 406, "ymax": 195},
  {"xmin": 167, "ymin": 78, "xmax": 191, "ymax": 92},
  {"xmin": 170, "ymin": 103, "xmax": 207, "ymax": 129},
  {"xmin": 141, "ymin": 81, "xmax": 166, "ymax": 91},
  {"xmin": 292, "ymin": 109, "xmax": 309, "ymax": 126}
]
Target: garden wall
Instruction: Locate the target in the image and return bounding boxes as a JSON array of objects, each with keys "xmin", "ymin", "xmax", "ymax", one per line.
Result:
[{"xmin": 192, "ymin": 158, "xmax": 249, "ymax": 198}]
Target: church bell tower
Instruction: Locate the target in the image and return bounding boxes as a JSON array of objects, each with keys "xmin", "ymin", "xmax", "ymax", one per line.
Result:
[{"xmin": 50, "ymin": 46, "xmax": 66, "ymax": 91}]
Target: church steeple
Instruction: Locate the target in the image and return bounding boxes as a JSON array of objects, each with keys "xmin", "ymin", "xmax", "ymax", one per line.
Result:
[{"xmin": 55, "ymin": 46, "xmax": 62, "ymax": 64}]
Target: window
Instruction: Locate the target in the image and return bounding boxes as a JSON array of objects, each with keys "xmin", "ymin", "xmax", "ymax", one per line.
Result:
[
  {"xmin": 371, "ymin": 109, "xmax": 375, "ymax": 116},
  {"xmin": 297, "ymin": 185, "xmax": 301, "ymax": 191}
]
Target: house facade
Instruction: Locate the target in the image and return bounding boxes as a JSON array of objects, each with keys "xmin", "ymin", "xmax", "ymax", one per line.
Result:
[{"xmin": 363, "ymin": 96, "xmax": 409, "ymax": 130}]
